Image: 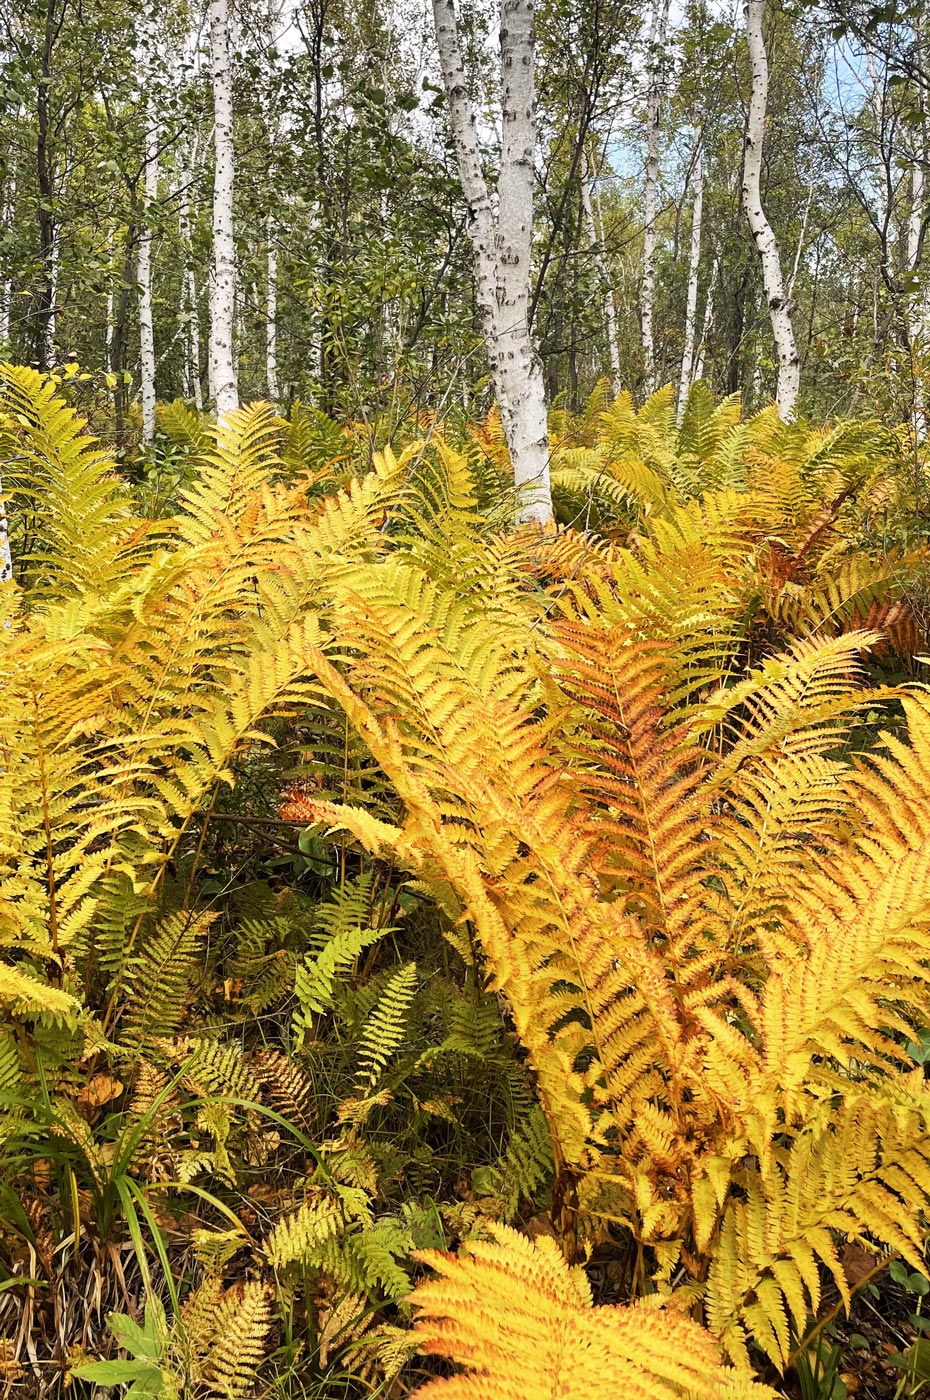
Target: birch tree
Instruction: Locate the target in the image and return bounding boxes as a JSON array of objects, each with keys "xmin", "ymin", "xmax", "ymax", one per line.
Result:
[
  {"xmin": 677, "ymin": 130, "xmax": 703, "ymax": 421},
  {"xmin": 179, "ymin": 155, "xmax": 204, "ymax": 411},
  {"xmin": 138, "ymin": 93, "xmax": 158, "ymax": 444},
  {"xmin": 693, "ymin": 254, "xmax": 718, "ymax": 384},
  {"xmin": 208, "ymin": 0, "xmax": 239, "ymax": 421},
  {"xmin": 432, "ymin": 0, "xmax": 552, "ymax": 524},
  {"xmin": 582, "ymin": 149, "xmax": 621, "ymax": 395},
  {"xmin": 908, "ymin": 143, "xmax": 927, "ymax": 441},
  {"xmin": 741, "ymin": 0, "xmax": 799, "ymax": 417},
  {"xmin": 642, "ymin": 0, "xmax": 670, "ymax": 397}
]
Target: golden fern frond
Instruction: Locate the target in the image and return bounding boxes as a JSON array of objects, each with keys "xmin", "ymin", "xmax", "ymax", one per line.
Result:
[
  {"xmin": 0, "ymin": 363, "xmax": 151, "ymax": 598},
  {"xmin": 0, "ymin": 960, "xmax": 79, "ymax": 1019},
  {"xmin": 566, "ymin": 499, "xmax": 750, "ymax": 704},
  {"xmin": 551, "ymin": 620, "xmax": 718, "ymax": 959},
  {"xmin": 706, "ymin": 1094, "xmax": 930, "ymax": 1369},
  {"xmin": 201, "ymin": 1281, "xmax": 273, "ymax": 1398},
  {"xmin": 264, "ymin": 1192, "xmax": 352, "ymax": 1269},
  {"xmin": 551, "ymin": 446, "xmax": 676, "ymax": 525},
  {"xmin": 409, "ymin": 1224, "xmax": 776, "ymax": 1399},
  {"xmin": 155, "ymin": 399, "xmax": 211, "ymax": 454},
  {"xmin": 758, "ymin": 691, "xmax": 930, "ymax": 1092},
  {"xmin": 698, "ymin": 629, "xmax": 889, "ymax": 778},
  {"xmin": 175, "ymin": 402, "xmax": 284, "ymax": 545}
]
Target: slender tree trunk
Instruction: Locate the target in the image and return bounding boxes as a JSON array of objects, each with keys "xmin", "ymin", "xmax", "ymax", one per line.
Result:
[
  {"xmin": 741, "ymin": 0, "xmax": 799, "ymax": 417},
  {"xmin": 432, "ymin": 0, "xmax": 552, "ymax": 523},
  {"xmin": 677, "ymin": 133, "xmax": 704, "ymax": 423},
  {"xmin": 908, "ymin": 143, "xmax": 927, "ymax": 441},
  {"xmin": 0, "ymin": 172, "xmax": 14, "ymax": 351},
  {"xmin": 692, "ymin": 254, "xmax": 718, "ymax": 384},
  {"xmin": 35, "ymin": 0, "xmax": 58, "ymax": 371},
  {"xmin": 582, "ymin": 150, "xmax": 621, "ymax": 395},
  {"xmin": 641, "ymin": 0, "xmax": 670, "ymax": 397},
  {"xmin": 106, "ymin": 284, "xmax": 114, "ymax": 370},
  {"xmin": 265, "ymin": 222, "xmax": 279, "ymax": 402},
  {"xmin": 0, "ymin": 477, "xmax": 11, "ymax": 584},
  {"xmin": 138, "ymin": 98, "xmax": 158, "ymax": 444},
  {"xmin": 179, "ymin": 150, "xmax": 204, "ymax": 412},
  {"xmin": 209, "ymin": 0, "xmax": 239, "ymax": 421},
  {"xmin": 112, "ymin": 223, "xmax": 136, "ymax": 453}
]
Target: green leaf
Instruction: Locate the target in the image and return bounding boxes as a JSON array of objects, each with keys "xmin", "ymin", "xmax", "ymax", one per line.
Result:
[
  {"xmin": 905, "ymin": 1339, "xmax": 930, "ymax": 1380},
  {"xmin": 72, "ymin": 1360, "xmax": 163, "ymax": 1384}
]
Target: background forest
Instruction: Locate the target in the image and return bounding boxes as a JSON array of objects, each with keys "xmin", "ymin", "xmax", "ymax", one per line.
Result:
[
  {"xmin": 0, "ymin": 0, "xmax": 928, "ymax": 440},
  {"xmin": 2, "ymin": 0, "xmax": 930, "ymax": 1398}
]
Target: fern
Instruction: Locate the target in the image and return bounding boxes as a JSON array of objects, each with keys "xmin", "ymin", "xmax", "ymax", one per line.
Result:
[
  {"xmin": 408, "ymin": 1224, "xmax": 775, "ymax": 1399},
  {"xmin": 201, "ymin": 1281, "xmax": 273, "ymax": 1398},
  {"xmin": 294, "ymin": 874, "xmax": 392, "ymax": 1032},
  {"xmin": 120, "ymin": 913, "xmax": 210, "ymax": 1050},
  {"xmin": 0, "ymin": 363, "xmax": 150, "ymax": 599},
  {"xmin": 355, "ymin": 961, "xmax": 418, "ymax": 1091}
]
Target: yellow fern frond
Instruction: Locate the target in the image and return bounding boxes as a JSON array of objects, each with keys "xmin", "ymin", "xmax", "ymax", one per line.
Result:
[
  {"xmin": 409, "ymin": 1224, "xmax": 776, "ymax": 1399},
  {"xmin": 202, "ymin": 1281, "xmax": 273, "ymax": 1398}
]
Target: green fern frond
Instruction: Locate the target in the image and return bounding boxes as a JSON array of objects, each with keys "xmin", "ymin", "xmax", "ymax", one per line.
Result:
[
  {"xmin": 120, "ymin": 913, "xmax": 210, "ymax": 1050},
  {"xmin": 355, "ymin": 962, "xmax": 418, "ymax": 1091}
]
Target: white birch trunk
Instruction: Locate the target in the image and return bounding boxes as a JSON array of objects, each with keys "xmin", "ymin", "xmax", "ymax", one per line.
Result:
[
  {"xmin": 908, "ymin": 135, "xmax": 927, "ymax": 441},
  {"xmin": 209, "ymin": 0, "xmax": 239, "ymax": 422},
  {"xmin": 266, "ymin": 225, "xmax": 278, "ymax": 402},
  {"xmin": 677, "ymin": 133, "xmax": 704, "ymax": 423},
  {"xmin": 179, "ymin": 159, "xmax": 204, "ymax": 412},
  {"xmin": 0, "ymin": 174, "xmax": 12, "ymax": 350},
  {"xmin": 692, "ymin": 254, "xmax": 718, "ymax": 384},
  {"xmin": 138, "ymin": 98, "xmax": 158, "ymax": 444},
  {"xmin": 642, "ymin": 0, "xmax": 670, "ymax": 397},
  {"xmin": 46, "ymin": 230, "xmax": 58, "ymax": 367},
  {"xmin": 582, "ymin": 151, "xmax": 621, "ymax": 395},
  {"xmin": 0, "ymin": 478, "xmax": 11, "ymax": 584},
  {"xmin": 741, "ymin": 0, "xmax": 799, "ymax": 418},
  {"xmin": 432, "ymin": 0, "xmax": 552, "ymax": 523},
  {"xmin": 106, "ymin": 284, "xmax": 114, "ymax": 369}
]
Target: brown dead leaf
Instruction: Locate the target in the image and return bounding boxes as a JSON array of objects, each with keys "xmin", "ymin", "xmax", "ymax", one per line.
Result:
[
  {"xmin": 841, "ymin": 1241, "xmax": 880, "ymax": 1288},
  {"xmin": 76, "ymin": 1073, "xmax": 124, "ymax": 1112}
]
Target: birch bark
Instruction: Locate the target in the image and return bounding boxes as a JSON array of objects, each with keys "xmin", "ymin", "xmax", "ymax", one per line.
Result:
[
  {"xmin": 677, "ymin": 131, "xmax": 703, "ymax": 423},
  {"xmin": 0, "ymin": 482, "xmax": 11, "ymax": 585},
  {"xmin": 179, "ymin": 151, "xmax": 204, "ymax": 411},
  {"xmin": 908, "ymin": 137, "xmax": 926, "ymax": 441},
  {"xmin": 692, "ymin": 254, "xmax": 718, "ymax": 384},
  {"xmin": 266, "ymin": 222, "xmax": 278, "ymax": 401},
  {"xmin": 642, "ymin": 0, "xmax": 670, "ymax": 397},
  {"xmin": 432, "ymin": 0, "xmax": 552, "ymax": 523},
  {"xmin": 741, "ymin": 0, "xmax": 799, "ymax": 417},
  {"xmin": 209, "ymin": 0, "xmax": 239, "ymax": 422},
  {"xmin": 138, "ymin": 97, "xmax": 158, "ymax": 444},
  {"xmin": 582, "ymin": 150, "xmax": 621, "ymax": 395}
]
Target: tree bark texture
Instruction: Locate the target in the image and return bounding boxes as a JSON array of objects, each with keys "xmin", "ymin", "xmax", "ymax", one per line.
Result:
[
  {"xmin": 138, "ymin": 98, "xmax": 158, "ymax": 444},
  {"xmin": 741, "ymin": 0, "xmax": 800, "ymax": 417},
  {"xmin": 209, "ymin": 0, "xmax": 239, "ymax": 422},
  {"xmin": 677, "ymin": 133, "xmax": 703, "ymax": 423},
  {"xmin": 432, "ymin": 0, "xmax": 552, "ymax": 523},
  {"xmin": 642, "ymin": 0, "xmax": 670, "ymax": 398},
  {"xmin": 582, "ymin": 151, "xmax": 621, "ymax": 395}
]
